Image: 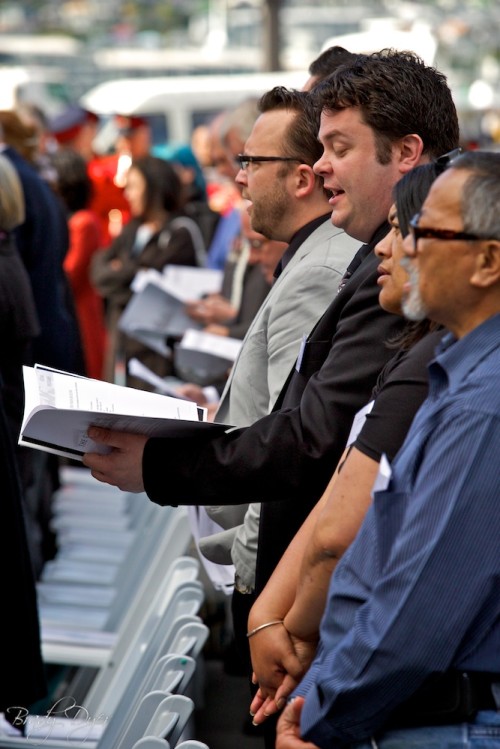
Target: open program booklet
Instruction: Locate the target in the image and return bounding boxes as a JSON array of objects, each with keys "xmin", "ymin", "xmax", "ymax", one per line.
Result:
[
  {"xmin": 19, "ymin": 365, "xmax": 229, "ymax": 461},
  {"xmin": 118, "ymin": 266, "xmax": 224, "ymax": 354},
  {"xmin": 175, "ymin": 328, "xmax": 243, "ymax": 386}
]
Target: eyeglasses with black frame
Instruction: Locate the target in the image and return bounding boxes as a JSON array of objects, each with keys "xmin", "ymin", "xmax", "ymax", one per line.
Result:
[
  {"xmin": 236, "ymin": 154, "xmax": 302, "ymax": 170},
  {"xmin": 408, "ymin": 212, "xmax": 494, "ymax": 252}
]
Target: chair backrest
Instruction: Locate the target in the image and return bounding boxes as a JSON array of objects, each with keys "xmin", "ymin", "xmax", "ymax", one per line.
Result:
[
  {"xmin": 41, "ymin": 511, "xmax": 195, "ymax": 668},
  {"xmin": 41, "ymin": 500, "xmax": 175, "ymax": 628},
  {"xmin": 98, "ymin": 691, "xmax": 169, "ymax": 749},
  {"xmin": 106, "ymin": 522, "xmax": 197, "ymax": 635},
  {"xmin": 1, "ymin": 656, "xmax": 199, "ymax": 749},
  {"xmin": 118, "ymin": 694, "xmax": 194, "ymax": 749},
  {"xmin": 148, "ymin": 654, "xmax": 196, "ymax": 695},
  {"xmin": 97, "ymin": 653, "xmax": 197, "ymax": 749},
  {"xmin": 131, "ymin": 739, "xmax": 171, "ymax": 749},
  {"xmin": 176, "ymin": 742, "xmax": 211, "ymax": 749},
  {"xmin": 38, "ymin": 493, "xmax": 169, "ymax": 632},
  {"xmin": 86, "ymin": 581, "xmax": 205, "ymax": 715},
  {"xmin": 0, "ymin": 694, "xmax": 192, "ymax": 749}
]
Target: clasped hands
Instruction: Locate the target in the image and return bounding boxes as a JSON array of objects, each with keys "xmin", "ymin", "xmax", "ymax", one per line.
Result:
[{"xmin": 249, "ymin": 616, "xmax": 318, "ymax": 725}]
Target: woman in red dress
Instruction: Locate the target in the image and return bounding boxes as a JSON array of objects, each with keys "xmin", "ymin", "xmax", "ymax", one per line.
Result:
[{"xmin": 51, "ymin": 148, "xmax": 107, "ymax": 380}]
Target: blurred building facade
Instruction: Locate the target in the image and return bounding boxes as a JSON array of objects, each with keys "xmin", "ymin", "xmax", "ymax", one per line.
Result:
[{"xmin": 0, "ymin": 0, "xmax": 498, "ymax": 145}]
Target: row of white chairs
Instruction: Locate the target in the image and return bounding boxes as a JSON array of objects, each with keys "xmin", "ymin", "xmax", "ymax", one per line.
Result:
[
  {"xmin": 1, "ymin": 466, "xmax": 212, "ymax": 748},
  {"xmin": 39, "ymin": 466, "xmax": 197, "ymax": 664}
]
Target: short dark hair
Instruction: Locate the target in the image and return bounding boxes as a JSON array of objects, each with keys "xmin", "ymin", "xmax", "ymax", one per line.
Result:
[
  {"xmin": 308, "ymin": 45, "xmax": 358, "ymax": 83},
  {"xmin": 312, "ymin": 48, "xmax": 459, "ymax": 163},
  {"xmin": 51, "ymin": 148, "xmax": 92, "ymax": 213},
  {"xmin": 258, "ymin": 86, "xmax": 323, "ymax": 169},
  {"xmin": 131, "ymin": 155, "xmax": 182, "ymax": 214},
  {"xmin": 449, "ymin": 151, "xmax": 500, "ymax": 239},
  {"xmin": 394, "ymin": 162, "xmax": 441, "ymax": 237}
]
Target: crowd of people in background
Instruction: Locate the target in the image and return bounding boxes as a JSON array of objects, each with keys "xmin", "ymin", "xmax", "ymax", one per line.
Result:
[{"xmin": 0, "ymin": 42, "xmax": 499, "ymax": 749}]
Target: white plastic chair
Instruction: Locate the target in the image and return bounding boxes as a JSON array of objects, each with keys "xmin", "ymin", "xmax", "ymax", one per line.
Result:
[
  {"xmin": 38, "ymin": 503, "xmax": 177, "ymax": 632},
  {"xmin": 116, "ymin": 693, "xmax": 194, "ymax": 749},
  {"xmin": 0, "ymin": 693, "xmax": 195, "ymax": 749},
  {"xmin": 41, "ymin": 515, "xmax": 196, "ymax": 667},
  {"xmin": 132, "ymin": 740, "xmax": 210, "ymax": 749},
  {"xmin": 132, "ymin": 739, "xmax": 170, "ymax": 749},
  {"xmin": 84, "ymin": 606, "xmax": 206, "ymax": 718},
  {"xmin": 39, "ymin": 497, "xmax": 173, "ymax": 627},
  {"xmin": 0, "ymin": 612, "xmax": 206, "ymax": 749}
]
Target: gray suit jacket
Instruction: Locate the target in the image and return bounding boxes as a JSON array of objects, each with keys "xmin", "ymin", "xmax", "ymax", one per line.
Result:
[
  {"xmin": 217, "ymin": 219, "xmax": 358, "ymax": 425},
  {"xmin": 200, "ymin": 219, "xmax": 359, "ymax": 579}
]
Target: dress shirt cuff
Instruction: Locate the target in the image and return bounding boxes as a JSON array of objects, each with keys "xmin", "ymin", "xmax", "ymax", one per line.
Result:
[
  {"xmin": 300, "ymin": 684, "xmax": 340, "ymax": 747},
  {"xmin": 293, "ymin": 661, "xmax": 343, "ymax": 747}
]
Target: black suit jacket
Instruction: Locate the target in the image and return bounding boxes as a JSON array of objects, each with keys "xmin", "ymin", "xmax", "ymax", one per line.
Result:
[{"xmin": 144, "ymin": 226, "xmax": 406, "ymax": 593}]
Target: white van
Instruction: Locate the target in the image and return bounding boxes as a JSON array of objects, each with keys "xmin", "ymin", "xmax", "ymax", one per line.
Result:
[{"xmin": 79, "ymin": 70, "xmax": 307, "ymax": 146}]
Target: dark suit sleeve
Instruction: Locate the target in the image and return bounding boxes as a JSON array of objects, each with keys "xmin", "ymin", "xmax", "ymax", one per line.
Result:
[{"xmin": 143, "ymin": 252, "xmax": 405, "ymax": 507}]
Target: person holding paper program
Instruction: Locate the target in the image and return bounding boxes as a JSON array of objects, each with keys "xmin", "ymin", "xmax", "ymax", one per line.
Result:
[
  {"xmin": 184, "ymin": 207, "xmax": 279, "ymax": 340},
  {"xmin": 91, "ymin": 155, "xmax": 202, "ymax": 389}
]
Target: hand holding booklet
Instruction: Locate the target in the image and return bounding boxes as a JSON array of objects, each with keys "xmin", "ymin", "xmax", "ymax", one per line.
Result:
[{"xmin": 19, "ymin": 365, "xmax": 229, "ymax": 461}]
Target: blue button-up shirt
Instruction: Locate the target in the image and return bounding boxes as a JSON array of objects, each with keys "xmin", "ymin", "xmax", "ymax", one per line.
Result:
[{"xmin": 296, "ymin": 313, "xmax": 500, "ymax": 748}]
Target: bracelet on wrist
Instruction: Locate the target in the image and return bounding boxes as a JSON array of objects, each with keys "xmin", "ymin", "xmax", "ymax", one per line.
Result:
[{"xmin": 246, "ymin": 619, "xmax": 284, "ymax": 639}]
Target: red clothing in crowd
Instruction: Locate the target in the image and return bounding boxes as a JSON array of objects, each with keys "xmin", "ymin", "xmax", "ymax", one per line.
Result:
[
  {"xmin": 64, "ymin": 209, "xmax": 107, "ymax": 380},
  {"xmin": 87, "ymin": 154, "xmax": 131, "ymax": 247}
]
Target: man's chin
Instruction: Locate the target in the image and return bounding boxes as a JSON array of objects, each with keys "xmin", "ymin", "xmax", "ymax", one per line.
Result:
[
  {"xmin": 330, "ymin": 209, "xmax": 343, "ymax": 228},
  {"xmin": 402, "ymin": 294, "xmax": 428, "ymax": 322},
  {"xmin": 250, "ymin": 218, "xmax": 265, "ymax": 236}
]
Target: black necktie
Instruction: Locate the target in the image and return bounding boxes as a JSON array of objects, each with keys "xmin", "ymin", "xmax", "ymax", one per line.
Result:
[{"xmin": 337, "ymin": 243, "xmax": 372, "ymax": 293}]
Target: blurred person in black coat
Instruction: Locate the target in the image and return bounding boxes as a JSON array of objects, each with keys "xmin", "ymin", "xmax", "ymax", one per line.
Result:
[
  {"xmin": 0, "ymin": 153, "xmax": 47, "ymax": 720},
  {"xmin": 0, "ymin": 110, "xmax": 85, "ymax": 375},
  {"xmin": 1, "ymin": 111, "xmax": 86, "ymax": 571},
  {"xmin": 0, "ymin": 388, "xmax": 48, "ymax": 722}
]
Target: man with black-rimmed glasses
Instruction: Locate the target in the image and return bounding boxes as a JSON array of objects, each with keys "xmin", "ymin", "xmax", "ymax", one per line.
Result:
[
  {"xmin": 198, "ymin": 85, "xmax": 359, "ymax": 661},
  {"xmin": 276, "ymin": 149, "xmax": 500, "ymax": 749}
]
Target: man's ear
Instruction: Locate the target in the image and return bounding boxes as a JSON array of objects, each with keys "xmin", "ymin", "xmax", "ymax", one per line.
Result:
[
  {"xmin": 471, "ymin": 240, "xmax": 500, "ymax": 288},
  {"xmin": 397, "ymin": 134, "xmax": 425, "ymax": 175},
  {"xmin": 293, "ymin": 164, "xmax": 318, "ymax": 198}
]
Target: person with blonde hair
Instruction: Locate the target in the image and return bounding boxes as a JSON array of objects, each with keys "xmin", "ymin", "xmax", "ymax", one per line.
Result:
[
  {"xmin": 0, "ymin": 109, "xmax": 40, "ymax": 167},
  {"xmin": 0, "ymin": 149, "xmax": 25, "ymax": 227}
]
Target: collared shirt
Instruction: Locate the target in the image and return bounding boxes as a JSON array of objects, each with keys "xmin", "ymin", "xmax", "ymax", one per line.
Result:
[
  {"xmin": 273, "ymin": 213, "xmax": 331, "ymax": 279},
  {"xmin": 297, "ymin": 313, "xmax": 500, "ymax": 747}
]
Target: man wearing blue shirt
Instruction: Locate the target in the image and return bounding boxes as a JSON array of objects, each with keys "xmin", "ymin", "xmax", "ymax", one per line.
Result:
[{"xmin": 277, "ymin": 151, "xmax": 500, "ymax": 748}]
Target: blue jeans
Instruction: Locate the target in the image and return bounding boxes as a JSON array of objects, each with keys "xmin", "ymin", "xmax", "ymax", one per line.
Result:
[{"xmin": 352, "ymin": 711, "xmax": 500, "ymax": 748}]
